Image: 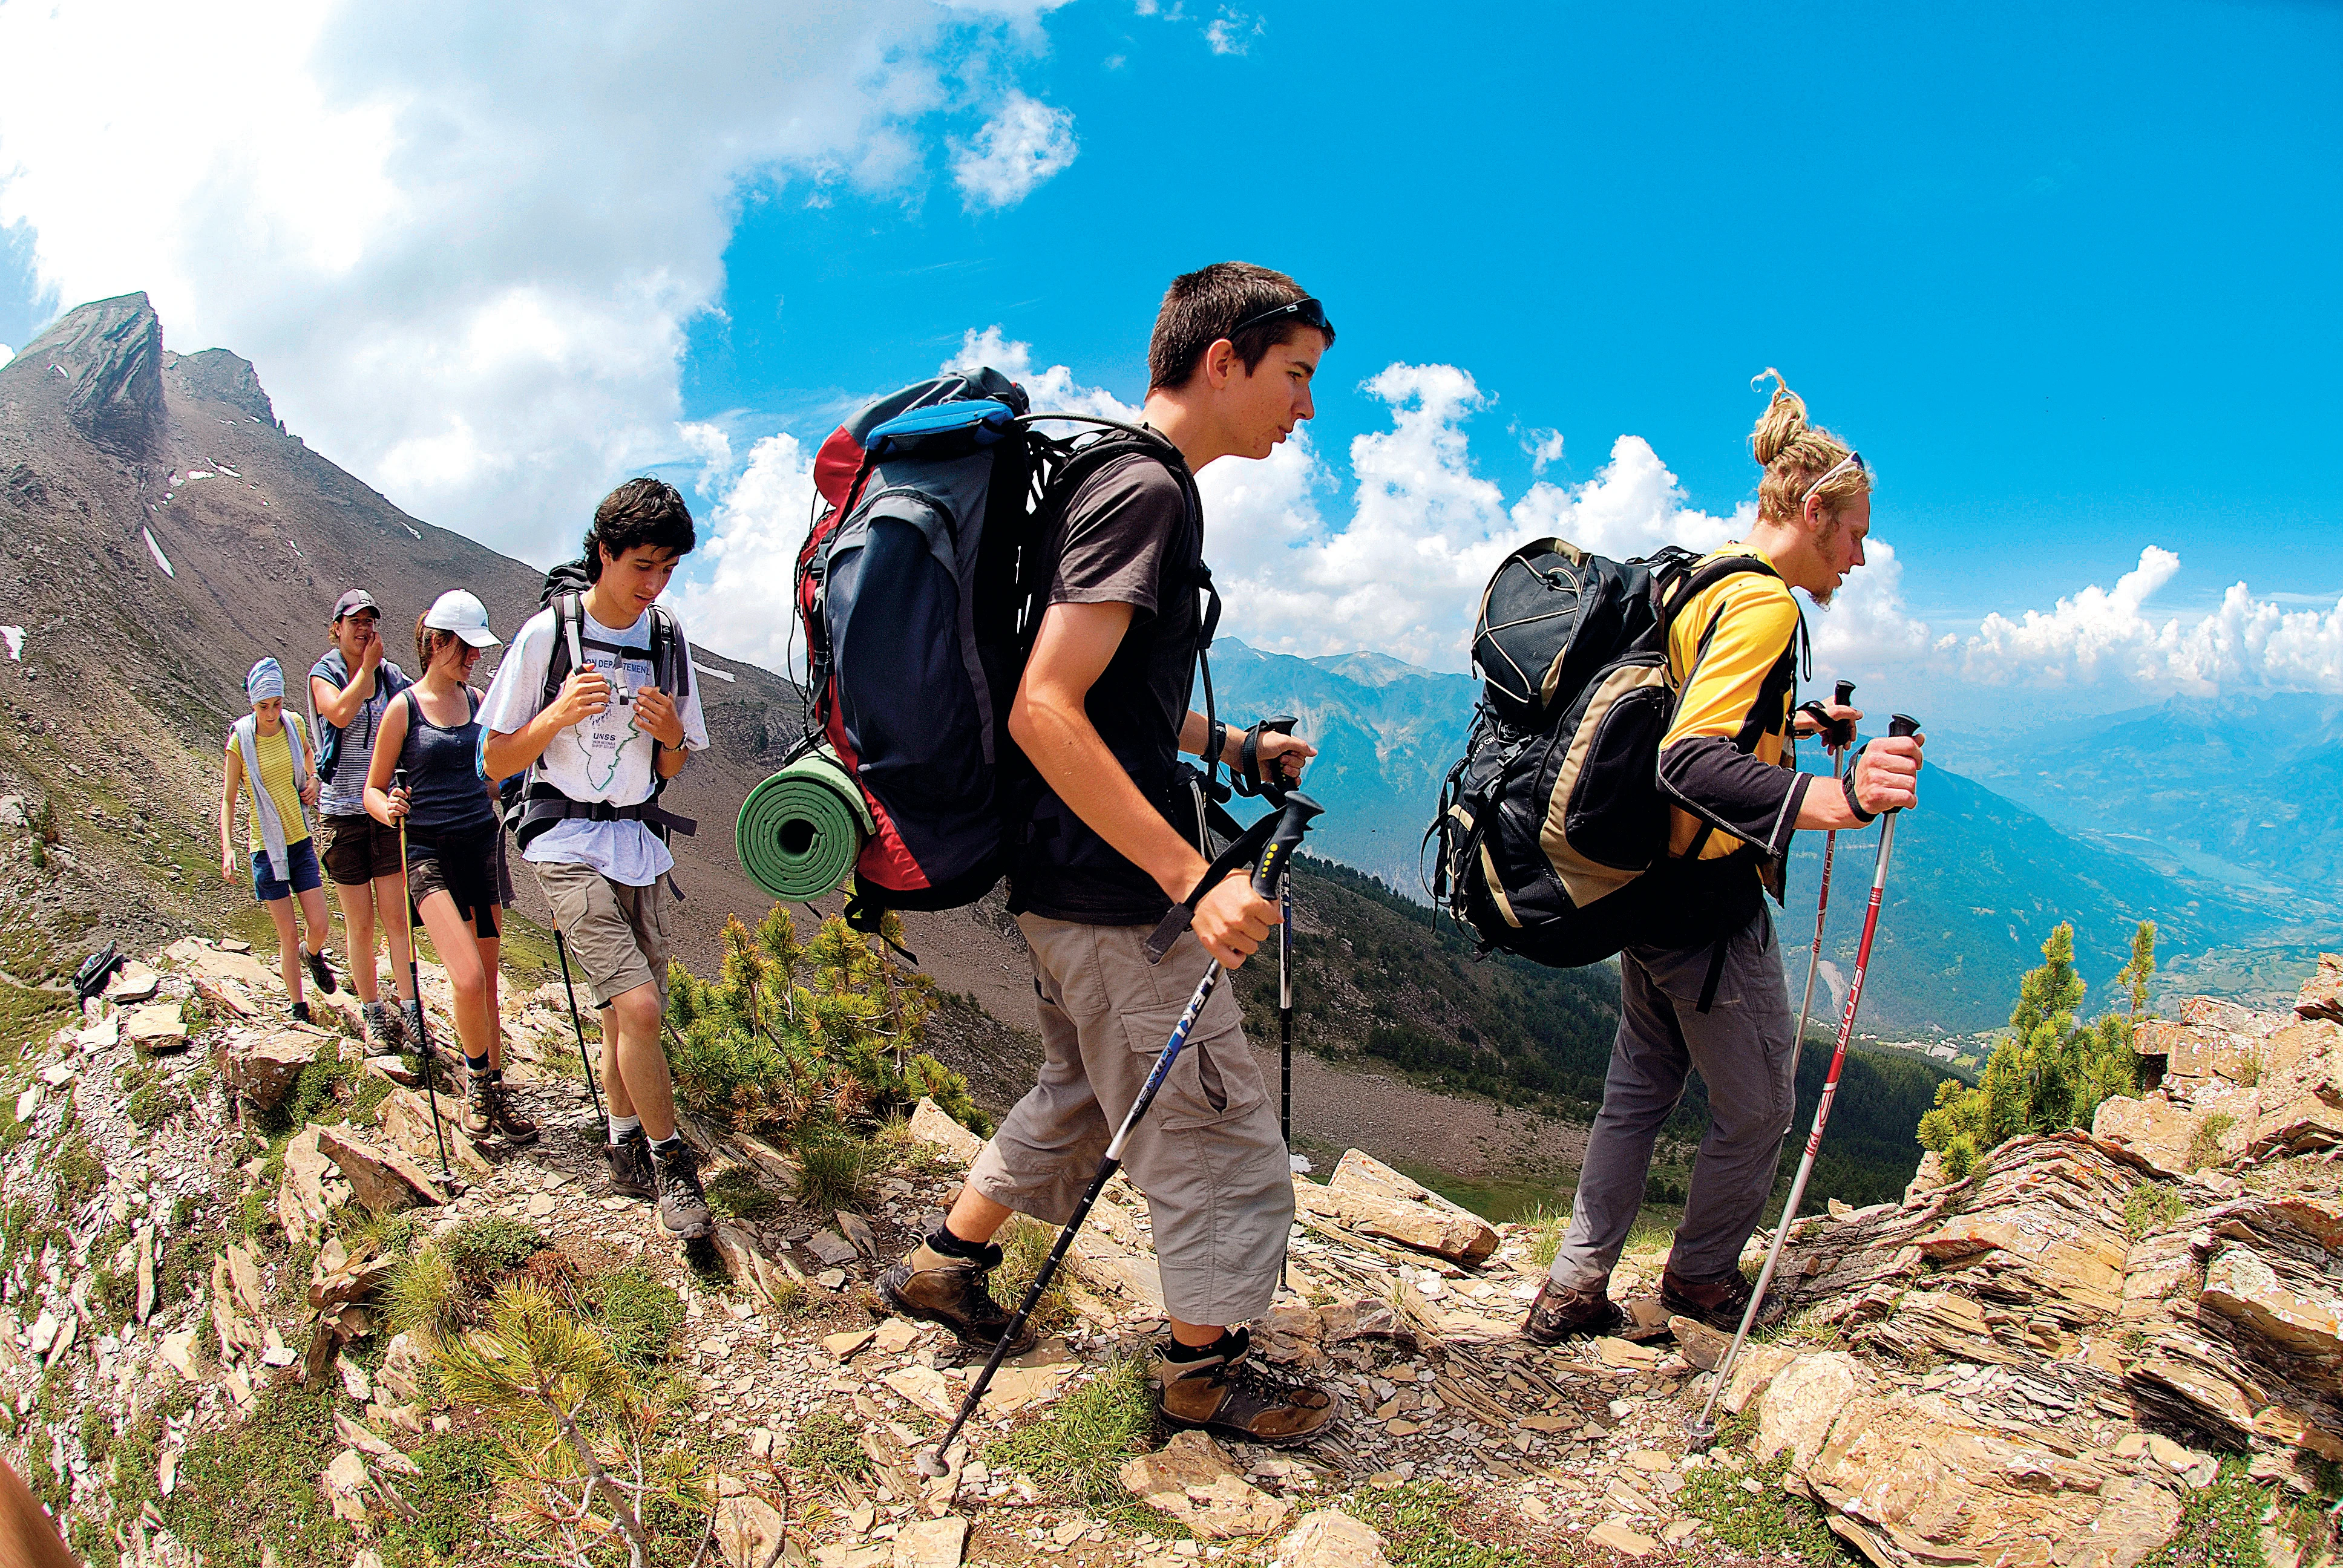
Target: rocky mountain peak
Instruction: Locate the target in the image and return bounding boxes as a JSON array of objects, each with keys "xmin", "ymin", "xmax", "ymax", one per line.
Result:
[
  {"xmin": 166, "ymin": 346, "xmax": 277, "ymax": 427},
  {"xmin": 8, "ymin": 289, "xmax": 166, "ymax": 456}
]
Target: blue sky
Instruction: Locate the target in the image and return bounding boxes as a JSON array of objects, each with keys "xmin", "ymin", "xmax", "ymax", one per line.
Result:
[
  {"xmin": 680, "ymin": 0, "xmax": 2342, "ymax": 630},
  {"xmin": 2, "ymin": 0, "xmax": 2337, "ymax": 719}
]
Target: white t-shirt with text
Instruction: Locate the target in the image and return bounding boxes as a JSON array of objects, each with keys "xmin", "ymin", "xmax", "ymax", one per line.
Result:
[{"xmin": 478, "ymin": 602, "xmax": 709, "ymax": 887}]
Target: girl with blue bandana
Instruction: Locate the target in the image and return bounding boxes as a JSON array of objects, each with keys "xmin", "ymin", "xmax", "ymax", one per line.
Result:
[{"xmin": 220, "ymin": 658, "xmax": 340, "ymax": 1022}]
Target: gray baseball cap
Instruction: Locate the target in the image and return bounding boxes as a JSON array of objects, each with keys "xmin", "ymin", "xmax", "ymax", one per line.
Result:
[{"xmin": 333, "ymin": 589, "xmax": 379, "ymax": 620}]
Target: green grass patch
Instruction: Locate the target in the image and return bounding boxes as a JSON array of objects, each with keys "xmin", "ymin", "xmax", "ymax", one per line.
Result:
[
  {"xmin": 2186, "ymin": 1114, "xmax": 2237, "ymax": 1174},
  {"xmin": 706, "ymin": 1164, "xmax": 782, "ymax": 1220},
  {"xmin": 1390, "ymin": 1160, "xmax": 1569, "ymax": 1224},
  {"xmin": 786, "ymin": 1409, "xmax": 874, "ymax": 1488},
  {"xmin": 444, "ymin": 1216, "xmax": 548, "ymax": 1288},
  {"xmin": 2143, "ymin": 1458, "xmax": 2279, "ymax": 1568},
  {"xmin": 384, "ymin": 1245, "xmax": 464, "ymax": 1341},
  {"xmin": 1676, "ymin": 1449, "xmax": 1846, "ymax": 1564},
  {"xmin": 2126, "ymin": 1183, "xmax": 2188, "ymax": 1240},
  {"xmin": 1346, "ymin": 1481, "xmax": 1527, "ymax": 1568},
  {"xmin": 53, "ymin": 1129, "xmax": 105, "ymax": 1209},
  {"xmin": 379, "ymin": 1430, "xmax": 502, "ymax": 1565},
  {"xmin": 165, "ymin": 1383, "xmax": 354, "ymax": 1568},
  {"xmin": 987, "ymin": 1354, "xmax": 1165, "ymax": 1525},
  {"xmin": 0, "ymin": 976, "xmax": 70, "ymax": 1067},
  {"xmin": 991, "ymin": 1214, "xmax": 1075, "ymax": 1337},
  {"xmin": 579, "ymin": 1264, "xmax": 683, "ymax": 1372},
  {"xmin": 795, "ymin": 1138, "xmax": 866, "ymax": 1213}
]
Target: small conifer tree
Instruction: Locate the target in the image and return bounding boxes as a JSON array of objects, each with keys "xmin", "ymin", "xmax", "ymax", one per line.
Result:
[{"xmin": 1918, "ymin": 921, "xmax": 2149, "ymax": 1180}]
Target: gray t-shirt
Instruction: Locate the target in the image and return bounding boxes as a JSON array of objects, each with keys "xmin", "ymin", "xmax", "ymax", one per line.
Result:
[{"xmin": 311, "ymin": 652, "xmax": 410, "ymax": 818}]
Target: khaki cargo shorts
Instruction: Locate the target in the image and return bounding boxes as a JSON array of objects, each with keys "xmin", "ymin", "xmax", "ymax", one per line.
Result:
[
  {"xmin": 968, "ymin": 914, "xmax": 1294, "ymax": 1327},
  {"xmin": 532, "ymin": 860, "xmax": 672, "ymax": 1007}
]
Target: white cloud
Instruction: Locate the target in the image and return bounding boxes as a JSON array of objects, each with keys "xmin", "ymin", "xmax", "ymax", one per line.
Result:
[
  {"xmin": 666, "ymin": 431, "xmax": 819, "ymax": 677},
  {"xmin": 677, "ymin": 421, "xmax": 736, "ymax": 494},
  {"xmin": 0, "ymin": 1, "xmax": 1075, "ymax": 568},
  {"xmin": 950, "ymin": 92, "xmax": 1080, "ymax": 211},
  {"xmin": 1523, "ymin": 426, "xmax": 1565, "ymax": 474},
  {"xmin": 1959, "ymin": 547, "xmax": 2343, "ymax": 694},
  {"xmin": 1204, "ymin": 10, "xmax": 1262, "ymax": 54}
]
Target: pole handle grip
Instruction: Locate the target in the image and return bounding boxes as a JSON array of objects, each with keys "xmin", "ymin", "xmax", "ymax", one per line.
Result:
[
  {"xmin": 1251, "ymin": 792, "xmax": 1323, "ymax": 897},
  {"xmin": 1889, "ymin": 713, "xmax": 1921, "ymax": 738},
  {"xmin": 1833, "ymin": 679, "xmax": 1855, "ymax": 707}
]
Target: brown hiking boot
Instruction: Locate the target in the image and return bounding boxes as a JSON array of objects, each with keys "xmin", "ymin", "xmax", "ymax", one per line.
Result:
[
  {"xmin": 876, "ymin": 1238, "xmax": 1038, "ymax": 1356},
  {"xmin": 1660, "ymin": 1265, "xmax": 1757, "ymax": 1333},
  {"xmin": 480, "ymin": 1077, "xmax": 539, "ymax": 1145},
  {"xmin": 1149, "ymin": 1327, "xmax": 1339, "ymax": 1448},
  {"xmin": 649, "ymin": 1138, "xmax": 714, "ymax": 1241},
  {"xmin": 603, "ymin": 1128, "xmax": 654, "ymax": 1200},
  {"xmin": 1519, "ymin": 1279, "xmax": 1625, "ymax": 1344}
]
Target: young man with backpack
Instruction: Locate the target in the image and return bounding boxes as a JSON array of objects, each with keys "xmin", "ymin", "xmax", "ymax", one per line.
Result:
[
  {"xmin": 876, "ymin": 263, "xmax": 1335, "ymax": 1448},
  {"xmin": 310, "ymin": 589, "xmax": 421, "ymax": 1051},
  {"xmin": 1521, "ymin": 374, "xmax": 1925, "ymax": 1344},
  {"xmin": 479, "ymin": 479, "xmax": 711, "ymax": 1240}
]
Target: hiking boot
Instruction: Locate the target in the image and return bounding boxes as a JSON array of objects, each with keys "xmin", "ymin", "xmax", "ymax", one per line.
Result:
[
  {"xmin": 603, "ymin": 1128, "xmax": 654, "ymax": 1200},
  {"xmin": 461, "ymin": 1073, "xmax": 494, "ymax": 1141},
  {"xmin": 301, "ymin": 943, "xmax": 338, "ymax": 996},
  {"xmin": 1661, "ymin": 1265, "xmax": 1757, "ymax": 1333},
  {"xmin": 1149, "ymin": 1327, "xmax": 1339, "ymax": 1448},
  {"xmin": 648, "ymin": 1138, "xmax": 714, "ymax": 1241},
  {"xmin": 1519, "ymin": 1279, "xmax": 1625, "ymax": 1344},
  {"xmin": 477, "ymin": 1077, "xmax": 539, "ymax": 1145},
  {"xmin": 400, "ymin": 1000, "xmax": 428, "ymax": 1050},
  {"xmin": 876, "ymin": 1238, "xmax": 1038, "ymax": 1356},
  {"xmin": 289, "ymin": 1000, "xmax": 313, "ymax": 1026},
  {"xmin": 360, "ymin": 1000, "xmax": 405, "ymax": 1051}
]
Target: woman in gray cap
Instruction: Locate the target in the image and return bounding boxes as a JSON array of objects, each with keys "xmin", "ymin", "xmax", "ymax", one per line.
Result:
[
  {"xmin": 364, "ymin": 591, "xmax": 536, "ymax": 1146},
  {"xmin": 309, "ymin": 589, "xmax": 421, "ymax": 1050},
  {"xmin": 220, "ymin": 656, "xmax": 338, "ymax": 1023}
]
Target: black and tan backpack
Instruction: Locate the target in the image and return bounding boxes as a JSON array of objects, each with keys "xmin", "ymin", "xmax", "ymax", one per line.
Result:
[{"xmin": 1426, "ymin": 538, "xmax": 1777, "ymax": 969}]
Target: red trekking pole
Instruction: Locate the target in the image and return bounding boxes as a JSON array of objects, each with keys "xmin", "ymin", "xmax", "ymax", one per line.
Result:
[{"xmin": 1688, "ymin": 713, "xmax": 1919, "ymax": 1446}]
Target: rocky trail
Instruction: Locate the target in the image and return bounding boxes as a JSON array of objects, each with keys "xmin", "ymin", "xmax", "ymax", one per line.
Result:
[{"xmin": 2, "ymin": 935, "xmax": 2339, "ymax": 1567}]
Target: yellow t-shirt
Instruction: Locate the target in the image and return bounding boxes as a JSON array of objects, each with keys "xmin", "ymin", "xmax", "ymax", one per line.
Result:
[
  {"xmin": 238, "ymin": 722, "xmax": 311, "ymax": 853},
  {"xmin": 1656, "ymin": 543, "xmax": 1804, "ymax": 862}
]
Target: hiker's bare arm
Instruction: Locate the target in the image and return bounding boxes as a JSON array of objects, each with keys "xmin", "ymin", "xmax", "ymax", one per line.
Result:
[
  {"xmin": 1013, "ymin": 602, "xmax": 1277, "ymax": 969},
  {"xmin": 310, "ymin": 657, "xmax": 379, "ymax": 729},
  {"xmin": 362, "ymin": 701, "xmax": 413, "ymax": 826},
  {"xmin": 1799, "ymin": 733, "xmax": 1925, "ymax": 829},
  {"xmin": 219, "ymin": 746, "xmax": 241, "ymax": 879},
  {"xmin": 636, "ymin": 687, "xmax": 690, "ymax": 779},
  {"xmin": 480, "ymin": 668, "xmax": 612, "ymax": 780},
  {"xmin": 1178, "ymin": 711, "xmax": 1316, "ymax": 788}
]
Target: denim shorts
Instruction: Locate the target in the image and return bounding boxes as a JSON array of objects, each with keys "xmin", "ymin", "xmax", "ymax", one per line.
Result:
[{"xmin": 252, "ymin": 838, "xmax": 323, "ymax": 903}]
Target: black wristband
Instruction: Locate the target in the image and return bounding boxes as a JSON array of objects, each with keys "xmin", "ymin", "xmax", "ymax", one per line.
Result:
[{"xmin": 1842, "ymin": 767, "xmax": 1876, "ymax": 825}]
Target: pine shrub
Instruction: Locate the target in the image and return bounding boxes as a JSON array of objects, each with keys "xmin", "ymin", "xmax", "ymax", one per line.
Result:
[{"xmin": 1919, "ymin": 921, "xmax": 2151, "ymax": 1180}]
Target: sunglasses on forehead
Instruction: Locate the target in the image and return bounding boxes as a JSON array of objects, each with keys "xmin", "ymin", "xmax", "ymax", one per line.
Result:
[{"xmin": 1229, "ymin": 296, "xmax": 1334, "ymax": 341}]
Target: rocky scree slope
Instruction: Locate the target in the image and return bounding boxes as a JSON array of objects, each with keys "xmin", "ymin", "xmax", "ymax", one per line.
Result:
[{"xmin": 1, "ymin": 929, "xmax": 2338, "ymax": 1567}]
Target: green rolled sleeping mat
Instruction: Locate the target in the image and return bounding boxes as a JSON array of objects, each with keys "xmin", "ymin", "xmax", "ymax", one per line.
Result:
[{"xmin": 735, "ymin": 745, "xmax": 874, "ymax": 903}]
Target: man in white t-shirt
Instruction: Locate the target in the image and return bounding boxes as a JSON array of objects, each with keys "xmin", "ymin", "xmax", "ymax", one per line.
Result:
[{"xmin": 480, "ymin": 478, "xmax": 713, "ymax": 1241}]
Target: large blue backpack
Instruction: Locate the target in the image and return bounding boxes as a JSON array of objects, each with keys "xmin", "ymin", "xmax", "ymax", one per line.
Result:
[{"xmin": 793, "ymin": 369, "xmax": 1196, "ymax": 927}]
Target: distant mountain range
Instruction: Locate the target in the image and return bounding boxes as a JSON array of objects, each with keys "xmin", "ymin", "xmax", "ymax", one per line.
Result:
[{"xmin": 1203, "ymin": 639, "xmax": 2327, "ymax": 1036}]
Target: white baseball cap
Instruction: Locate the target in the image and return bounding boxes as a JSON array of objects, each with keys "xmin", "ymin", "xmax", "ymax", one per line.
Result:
[{"xmin": 422, "ymin": 589, "xmax": 501, "ymax": 648}]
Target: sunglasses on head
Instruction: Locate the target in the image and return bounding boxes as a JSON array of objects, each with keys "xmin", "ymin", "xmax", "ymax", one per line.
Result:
[
  {"xmin": 1800, "ymin": 449, "xmax": 1866, "ymax": 508},
  {"xmin": 1229, "ymin": 296, "xmax": 1334, "ymax": 341}
]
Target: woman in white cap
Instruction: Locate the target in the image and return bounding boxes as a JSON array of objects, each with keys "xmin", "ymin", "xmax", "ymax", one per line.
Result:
[
  {"xmin": 220, "ymin": 656, "xmax": 339, "ymax": 1022},
  {"xmin": 364, "ymin": 591, "xmax": 537, "ymax": 1146}
]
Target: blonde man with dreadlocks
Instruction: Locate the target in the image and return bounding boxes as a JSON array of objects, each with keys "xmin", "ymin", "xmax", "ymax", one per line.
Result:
[{"xmin": 1522, "ymin": 371, "xmax": 1926, "ymax": 1344}]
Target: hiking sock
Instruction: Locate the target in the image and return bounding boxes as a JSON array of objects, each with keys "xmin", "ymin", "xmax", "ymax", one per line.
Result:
[
  {"xmin": 926, "ymin": 1222, "xmax": 989, "ymax": 1261},
  {"xmin": 465, "ymin": 1053, "xmax": 491, "ymax": 1081},
  {"xmin": 609, "ymin": 1113, "xmax": 642, "ymax": 1145},
  {"xmin": 648, "ymin": 1132, "xmax": 683, "ymax": 1156},
  {"xmin": 1161, "ymin": 1330, "xmax": 1241, "ymax": 1364}
]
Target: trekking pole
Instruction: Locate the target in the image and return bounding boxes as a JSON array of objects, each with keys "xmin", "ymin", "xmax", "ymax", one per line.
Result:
[
  {"xmin": 1785, "ymin": 681, "xmax": 1857, "ymax": 1097},
  {"xmin": 393, "ymin": 768, "xmax": 454, "ymax": 1181},
  {"xmin": 1279, "ymin": 874, "xmax": 1294, "ymax": 1151},
  {"xmin": 1688, "ymin": 714, "xmax": 1919, "ymax": 1448},
  {"xmin": 552, "ymin": 929, "xmax": 606, "ymax": 1126},
  {"xmin": 914, "ymin": 791, "xmax": 1325, "ymax": 1480}
]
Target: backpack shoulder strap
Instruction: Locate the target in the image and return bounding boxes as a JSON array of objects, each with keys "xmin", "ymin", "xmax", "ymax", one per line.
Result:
[
  {"xmin": 541, "ymin": 593, "xmax": 583, "ymax": 710},
  {"xmin": 650, "ymin": 605, "xmax": 689, "ymax": 703}
]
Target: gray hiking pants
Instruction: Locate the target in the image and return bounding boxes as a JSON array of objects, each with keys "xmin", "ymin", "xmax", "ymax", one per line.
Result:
[
  {"xmin": 966, "ymin": 914, "xmax": 1293, "ymax": 1328},
  {"xmin": 1548, "ymin": 906, "xmax": 1797, "ymax": 1290}
]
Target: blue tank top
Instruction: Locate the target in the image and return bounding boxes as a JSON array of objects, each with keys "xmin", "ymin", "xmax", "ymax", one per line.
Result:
[{"xmin": 396, "ymin": 687, "xmax": 498, "ymax": 842}]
